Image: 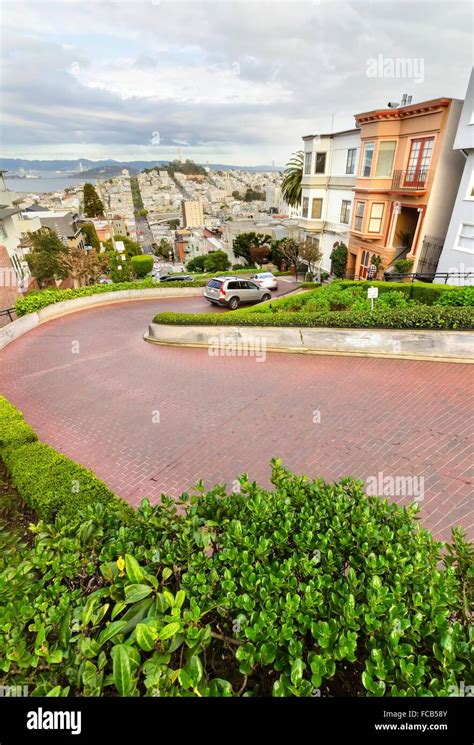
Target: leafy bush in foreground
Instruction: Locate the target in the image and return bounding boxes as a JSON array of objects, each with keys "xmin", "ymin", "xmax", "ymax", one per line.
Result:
[{"xmin": 0, "ymin": 445, "xmax": 472, "ymax": 697}]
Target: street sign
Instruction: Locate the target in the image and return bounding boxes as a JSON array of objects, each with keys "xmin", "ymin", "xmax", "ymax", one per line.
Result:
[{"xmin": 367, "ymin": 287, "xmax": 378, "ymax": 299}]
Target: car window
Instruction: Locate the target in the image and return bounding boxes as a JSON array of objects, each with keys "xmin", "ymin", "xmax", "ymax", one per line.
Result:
[
  {"xmin": 247, "ymin": 281, "xmax": 259, "ymax": 290},
  {"xmin": 207, "ymin": 279, "xmax": 222, "ymax": 289},
  {"xmin": 227, "ymin": 281, "xmax": 238, "ymax": 290}
]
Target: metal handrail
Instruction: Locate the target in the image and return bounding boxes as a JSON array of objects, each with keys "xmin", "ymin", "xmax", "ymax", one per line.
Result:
[{"xmin": 0, "ymin": 307, "xmax": 16, "ymax": 322}]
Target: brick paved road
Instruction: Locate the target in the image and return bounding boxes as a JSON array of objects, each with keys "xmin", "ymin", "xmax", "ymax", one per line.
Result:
[{"xmin": 1, "ymin": 290, "xmax": 472, "ymax": 542}]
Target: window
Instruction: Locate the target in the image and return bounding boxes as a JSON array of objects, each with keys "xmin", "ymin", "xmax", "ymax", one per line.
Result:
[
  {"xmin": 346, "ymin": 148, "xmax": 357, "ymax": 175},
  {"xmin": 304, "ymin": 152, "xmax": 312, "ymax": 175},
  {"xmin": 465, "ymin": 170, "xmax": 474, "ymax": 200},
  {"xmin": 315, "ymin": 152, "xmax": 326, "ymax": 174},
  {"xmin": 354, "ymin": 201, "xmax": 365, "ymax": 231},
  {"xmin": 368, "ymin": 203, "xmax": 384, "ymax": 233},
  {"xmin": 375, "ymin": 141, "xmax": 396, "ymax": 177},
  {"xmin": 455, "ymin": 223, "xmax": 474, "ymax": 253},
  {"xmin": 405, "ymin": 137, "xmax": 434, "ymax": 184},
  {"xmin": 311, "ymin": 198, "xmax": 323, "ymax": 219},
  {"xmin": 362, "ymin": 143, "xmax": 374, "ymax": 177},
  {"xmin": 340, "ymin": 200, "xmax": 351, "ymax": 224},
  {"xmin": 302, "ymin": 197, "xmax": 309, "ymax": 217}
]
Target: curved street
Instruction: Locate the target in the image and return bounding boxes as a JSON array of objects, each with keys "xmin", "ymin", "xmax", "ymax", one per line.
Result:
[{"xmin": 1, "ymin": 289, "xmax": 472, "ymax": 542}]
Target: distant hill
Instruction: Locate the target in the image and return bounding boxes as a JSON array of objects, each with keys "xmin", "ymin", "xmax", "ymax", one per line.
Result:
[{"xmin": 0, "ymin": 158, "xmax": 283, "ymax": 175}]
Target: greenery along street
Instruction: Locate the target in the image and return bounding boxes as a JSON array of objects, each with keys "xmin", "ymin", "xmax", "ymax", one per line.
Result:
[
  {"xmin": 0, "ymin": 397, "xmax": 472, "ymax": 698},
  {"xmin": 153, "ymin": 281, "xmax": 474, "ymax": 330}
]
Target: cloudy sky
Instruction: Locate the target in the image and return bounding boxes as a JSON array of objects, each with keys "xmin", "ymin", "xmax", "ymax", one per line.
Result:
[{"xmin": 1, "ymin": 0, "xmax": 472, "ymax": 166}]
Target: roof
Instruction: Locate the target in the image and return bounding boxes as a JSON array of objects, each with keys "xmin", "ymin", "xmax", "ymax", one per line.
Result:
[
  {"xmin": 0, "ymin": 207, "xmax": 21, "ymax": 218},
  {"xmin": 23, "ymin": 211, "xmax": 72, "ymax": 218},
  {"xmin": 355, "ymin": 97, "xmax": 459, "ymax": 123},
  {"xmin": 302, "ymin": 128, "xmax": 360, "ymax": 141}
]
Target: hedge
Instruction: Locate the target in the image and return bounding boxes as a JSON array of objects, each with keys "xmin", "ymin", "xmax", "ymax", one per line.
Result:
[
  {"xmin": 130, "ymin": 255, "xmax": 154, "ymax": 277},
  {"xmin": 337, "ymin": 280, "xmax": 450, "ymax": 305},
  {"xmin": 152, "ymin": 306, "xmax": 474, "ymax": 330},
  {"xmin": 15, "ymin": 278, "xmax": 207, "ymax": 317},
  {"xmin": 0, "ymin": 397, "xmax": 38, "ymax": 450},
  {"xmin": 0, "ymin": 397, "xmax": 133, "ymax": 523}
]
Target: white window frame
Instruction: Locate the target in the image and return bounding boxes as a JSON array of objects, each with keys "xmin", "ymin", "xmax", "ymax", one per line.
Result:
[
  {"xmin": 361, "ymin": 142, "xmax": 375, "ymax": 177},
  {"xmin": 304, "ymin": 152, "xmax": 312, "ymax": 175},
  {"xmin": 368, "ymin": 203, "xmax": 384, "ymax": 233},
  {"xmin": 454, "ymin": 222, "xmax": 474, "ymax": 255}
]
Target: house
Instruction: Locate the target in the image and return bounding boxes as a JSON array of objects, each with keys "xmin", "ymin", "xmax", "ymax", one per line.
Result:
[
  {"xmin": 435, "ymin": 70, "xmax": 474, "ymax": 285},
  {"xmin": 22, "ymin": 210, "xmax": 86, "ymax": 251},
  {"xmin": 0, "ymin": 171, "xmax": 41, "ymax": 305},
  {"xmin": 347, "ymin": 97, "xmax": 464, "ymax": 279},
  {"xmin": 299, "ymin": 129, "xmax": 360, "ymax": 272}
]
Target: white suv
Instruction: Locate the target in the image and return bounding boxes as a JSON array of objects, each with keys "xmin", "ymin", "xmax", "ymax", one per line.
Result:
[{"xmin": 204, "ymin": 277, "xmax": 272, "ymax": 310}]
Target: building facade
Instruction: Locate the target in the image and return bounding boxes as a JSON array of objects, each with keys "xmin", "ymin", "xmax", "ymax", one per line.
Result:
[
  {"xmin": 181, "ymin": 200, "xmax": 205, "ymax": 228},
  {"xmin": 435, "ymin": 70, "xmax": 474, "ymax": 284},
  {"xmin": 347, "ymin": 98, "xmax": 464, "ymax": 278},
  {"xmin": 299, "ymin": 129, "xmax": 360, "ymax": 272}
]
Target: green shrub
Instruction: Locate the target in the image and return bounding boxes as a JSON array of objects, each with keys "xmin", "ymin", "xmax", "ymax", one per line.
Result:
[
  {"xmin": 15, "ymin": 278, "xmax": 207, "ymax": 316},
  {"xmin": 0, "ymin": 397, "xmax": 38, "ymax": 450},
  {"xmin": 131, "ymin": 255, "xmax": 153, "ymax": 277},
  {"xmin": 435, "ymin": 286, "xmax": 474, "ymax": 307},
  {"xmin": 0, "ymin": 461, "xmax": 471, "ymax": 697},
  {"xmin": 329, "ymin": 242, "xmax": 348, "ymax": 278},
  {"xmin": 152, "ymin": 306, "xmax": 473, "ymax": 330},
  {"xmin": 2, "ymin": 441, "xmax": 132, "ymax": 523},
  {"xmin": 393, "ymin": 259, "xmax": 414, "ymax": 274}
]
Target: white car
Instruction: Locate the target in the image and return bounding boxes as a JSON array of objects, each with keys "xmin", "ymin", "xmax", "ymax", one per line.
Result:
[{"xmin": 250, "ymin": 272, "xmax": 278, "ymax": 290}]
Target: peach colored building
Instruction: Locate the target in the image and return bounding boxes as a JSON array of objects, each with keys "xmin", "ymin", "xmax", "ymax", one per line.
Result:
[{"xmin": 348, "ymin": 97, "xmax": 464, "ymax": 278}]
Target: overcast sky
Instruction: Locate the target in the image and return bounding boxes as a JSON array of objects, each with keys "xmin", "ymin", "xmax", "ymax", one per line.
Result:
[{"xmin": 1, "ymin": 0, "xmax": 472, "ymax": 166}]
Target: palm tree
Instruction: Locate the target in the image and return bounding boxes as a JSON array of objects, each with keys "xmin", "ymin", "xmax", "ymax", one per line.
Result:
[{"xmin": 281, "ymin": 151, "xmax": 304, "ymax": 207}]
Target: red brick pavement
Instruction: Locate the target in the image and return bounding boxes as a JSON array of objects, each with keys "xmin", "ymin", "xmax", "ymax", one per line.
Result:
[{"xmin": 1, "ymin": 292, "xmax": 472, "ymax": 542}]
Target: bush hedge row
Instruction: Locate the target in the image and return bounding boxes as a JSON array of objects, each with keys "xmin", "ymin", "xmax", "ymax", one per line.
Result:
[
  {"xmin": 0, "ymin": 397, "xmax": 133, "ymax": 523},
  {"xmin": 15, "ymin": 278, "xmax": 207, "ymax": 317},
  {"xmin": 336, "ymin": 280, "xmax": 450, "ymax": 305},
  {"xmin": 152, "ymin": 306, "xmax": 474, "ymax": 330}
]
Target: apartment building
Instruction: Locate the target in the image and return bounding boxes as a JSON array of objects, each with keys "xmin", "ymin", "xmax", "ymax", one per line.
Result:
[
  {"xmin": 436, "ymin": 70, "xmax": 474, "ymax": 284},
  {"xmin": 299, "ymin": 130, "xmax": 360, "ymax": 272},
  {"xmin": 0, "ymin": 171, "xmax": 41, "ymax": 304},
  {"xmin": 347, "ymin": 97, "xmax": 464, "ymax": 278},
  {"xmin": 22, "ymin": 210, "xmax": 85, "ymax": 251},
  {"xmin": 181, "ymin": 199, "xmax": 205, "ymax": 228}
]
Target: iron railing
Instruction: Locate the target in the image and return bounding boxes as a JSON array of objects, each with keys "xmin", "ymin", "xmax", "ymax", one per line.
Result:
[
  {"xmin": 344, "ymin": 272, "xmax": 474, "ymax": 284},
  {"xmin": 0, "ymin": 307, "xmax": 16, "ymax": 323},
  {"xmin": 392, "ymin": 168, "xmax": 428, "ymax": 190}
]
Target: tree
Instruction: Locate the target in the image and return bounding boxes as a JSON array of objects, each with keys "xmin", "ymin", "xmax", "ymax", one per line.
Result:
[
  {"xmin": 131, "ymin": 255, "xmax": 153, "ymax": 278},
  {"xmin": 233, "ymin": 232, "xmax": 271, "ymax": 265},
  {"xmin": 232, "ymin": 190, "xmax": 241, "ymax": 200},
  {"xmin": 104, "ymin": 235, "xmax": 141, "ymax": 259},
  {"xmin": 80, "ymin": 223, "xmax": 100, "ymax": 251},
  {"xmin": 153, "ymin": 239, "xmax": 171, "ymax": 259},
  {"xmin": 59, "ymin": 246, "xmax": 108, "ymax": 288},
  {"xmin": 281, "ymin": 151, "xmax": 303, "ymax": 207},
  {"xmin": 250, "ymin": 244, "xmax": 270, "ymax": 265},
  {"xmin": 108, "ymin": 252, "xmax": 133, "ymax": 283},
  {"xmin": 168, "ymin": 219, "xmax": 180, "ymax": 230},
  {"xmin": 278, "ymin": 237, "xmax": 302, "ymax": 279},
  {"xmin": 203, "ymin": 250, "xmax": 230, "ymax": 273},
  {"xmin": 330, "ymin": 242, "xmax": 348, "ymax": 278},
  {"xmin": 270, "ymin": 238, "xmax": 285, "ymax": 270},
  {"xmin": 186, "ymin": 255, "xmax": 206, "ymax": 273},
  {"xmin": 299, "ymin": 240, "xmax": 323, "ymax": 281},
  {"xmin": 139, "ymin": 208, "xmax": 148, "ymax": 217},
  {"xmin": 244, "ymin": 188, "xmax": 266, "ymax": 202},
  {"xmin": 25, "ymin": 228, "xmax": 68, "ymax": 287},
  {"xmin": 83, "ymin": 183, "xmax": 104, "ymax": 218}
]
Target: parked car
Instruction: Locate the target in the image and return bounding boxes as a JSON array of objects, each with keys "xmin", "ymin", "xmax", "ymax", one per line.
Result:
[
  {"xmin": 204, "ymin": 276, "xmax": 272, "ymax": 310},
  {"xmin": 98, "ymin": 277, "xmax": 113, "ymax": 285},
  {"xmin": 249, "ymin": 271, "xmax": 278, "ymax": 290},
  {"xmin": 159, "ymin": 274, "xmax": 194, "ymax": 282}
]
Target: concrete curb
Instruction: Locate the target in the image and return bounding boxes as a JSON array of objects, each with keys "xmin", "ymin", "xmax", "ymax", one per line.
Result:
[
  {"xmin": 0, "ymin": 287, "xmax": 204, "ymax": 350},
  {"xmin": 145, "ymin": 322, "xmax": 474, "ymax": 364}
]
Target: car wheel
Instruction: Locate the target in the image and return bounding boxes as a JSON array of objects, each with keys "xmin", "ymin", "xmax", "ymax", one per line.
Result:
[
  {"xmin": 227, "ymin": 296, "xmax": 239, "ymax": 310},
  {"xmin": 261, "ymin": 293, "xmax": 271, "ymax": 303}
]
